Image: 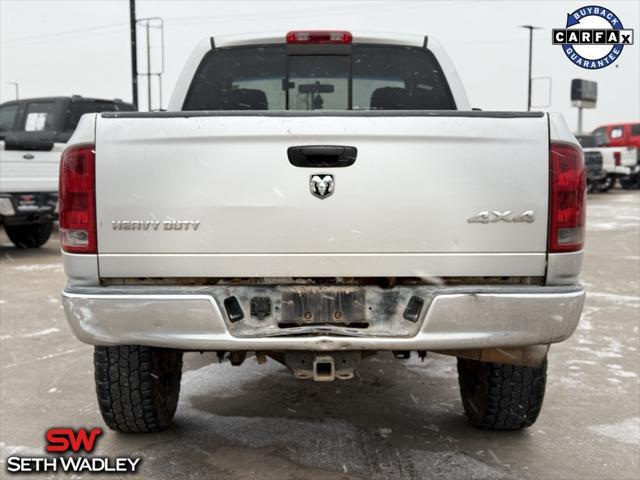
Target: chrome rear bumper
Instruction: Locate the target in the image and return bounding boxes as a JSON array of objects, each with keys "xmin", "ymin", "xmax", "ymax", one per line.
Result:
[{"xmin": 62, "ymin": 285, "xmax": 585, "ymax": 351}]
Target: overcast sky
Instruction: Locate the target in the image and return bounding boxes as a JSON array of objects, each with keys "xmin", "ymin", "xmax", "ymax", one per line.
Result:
[{"xmin": 1, "ymin": 0, "xmax": 638, "ymax": 131}]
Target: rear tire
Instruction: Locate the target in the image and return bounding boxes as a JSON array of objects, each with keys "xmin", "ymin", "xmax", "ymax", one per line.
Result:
[
  {"xmin": 598, "ymin": 175, "xmax": 616, "ymax": 192},
  {"xmin": 457, "ymin": 357, "xmax": 547, "ymax": 430},
  {"xmin": 620, "ymin": 174, "xmax": 640, "ymax": 190},
  {"xmin": 94, "ymin": 345, "xmax": 183, "ymax": 433},
  {"xmin": 4, "ymin": 221, "xmax": 53, "ymax": 248}
]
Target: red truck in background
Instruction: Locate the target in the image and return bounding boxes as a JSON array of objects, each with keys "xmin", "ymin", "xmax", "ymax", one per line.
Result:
[
  {"xmin": 592, "ymin": 122, "xmax": 640, "ymax": 148},
  {"xmin": 592, "ymin": 122, "xmax": 640, "ymax": 189}
]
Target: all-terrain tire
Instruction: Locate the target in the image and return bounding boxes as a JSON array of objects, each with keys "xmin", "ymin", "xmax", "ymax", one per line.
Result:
[
  {"xmin": 94, "ymin": 345, "xmax": 183, "ymax": 433},
  {"xmin": 457, "ymin": 357, "xmax": 547, "ymax": 430},
  {"xmin": 4, "ymin": 221, "xmax": 53, "ymax": 248}
]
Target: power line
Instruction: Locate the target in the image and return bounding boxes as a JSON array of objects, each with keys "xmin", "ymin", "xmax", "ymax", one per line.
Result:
[
  {"xmin": 165, "ymin": 2, "xmax": 456, "ymax": 27},
  {"xmin": 130, "ymin": 0, "xmax": 138, "ymax": 108},
  {"xmin": 2, "ymin": 0, "xmax": 457, "ymax": 47},
  {"xmin": 3, "ymin": 23, "xmax": 126, "ymax": 45}
]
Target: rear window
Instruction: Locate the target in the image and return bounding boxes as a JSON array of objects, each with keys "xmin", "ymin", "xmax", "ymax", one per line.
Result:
[
  {"xmin": 64, "ymin": 101, "xmax": 119, "ymax": 133},
  {"xmin": 3, "ymin": 99, "xmax": 136, "ymax": 144},
  {"xmin": 184, "ymin": 45, "xmax": 456, "ymax": 111},
  {"xmin": 631, "ymin": 124, "xmax": 640, "ymax": 137},
  {"xmin": 575, "ymin": 135, "xmax": 597, "ymax": 148},
  {"xmin": 0, "ymin": 103, "xmax": 20, "ymax": 137},
  {"xmin": 21, "ymin": 101, "xmax": 60, "ymax": 133},
  {"xmin": 610, "ymin": 126, "xmax": 624, "ymax": 139},
  {"xmin": 591, "ymin": 127, "xmax": 609, "ymax": 146}
]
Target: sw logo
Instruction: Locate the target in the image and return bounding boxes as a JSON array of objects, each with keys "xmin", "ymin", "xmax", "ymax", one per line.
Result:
[
  {"xmin": 46, "ymin": 427, "xmax": 102, "ymax": 453},
  {"xmin": 5, "ymin": 427, "xmax": 142, "ymax": 474}
]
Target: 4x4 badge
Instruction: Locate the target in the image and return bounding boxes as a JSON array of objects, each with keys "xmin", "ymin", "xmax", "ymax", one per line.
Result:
[
  {"xmin": 468, "ymin": 210, "xmax": 535, "ymax": 224},
  {"xmin": 310, "ymin": 174, "xmax": 335, "ymax": 199}
]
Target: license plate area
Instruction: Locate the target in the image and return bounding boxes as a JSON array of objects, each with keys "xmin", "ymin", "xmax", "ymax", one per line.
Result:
[
  {"xmin": 279, "ymin": 289, "xmax": 367, "ymax": 328},
  {"xmin": 14, "ymin": 193, "xmax": 57, "ymax": 213},
  {"xmin": 219, "ymin": 285, "xmax": 428, "ymax": 338},
  {"xmin": 16, "ymin": 194, "xmax": 38, "ymax": 211}
]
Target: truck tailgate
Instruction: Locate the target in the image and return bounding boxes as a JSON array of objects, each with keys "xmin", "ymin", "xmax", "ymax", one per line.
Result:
[
  {"xmin": 0, "ymin": 144, "xmax": 64, "ymax": 192},
  {"xmin": 95, "ymin": 113, "xmax": 549, "ymax": 278}
]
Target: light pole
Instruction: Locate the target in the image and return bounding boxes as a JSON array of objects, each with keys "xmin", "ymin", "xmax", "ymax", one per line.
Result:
[
  {"xmin": 519, "ymin": 25, "xmax": 542, "ymax": 111},
  {"xmin": 145, "ymin": 19, "xmax": 151, "ymax": 110},
  {"xmin": 5, "ymin": 82, "xmax": 19, "ymax": 100},
  {"xmin": 129, "ymin": 0, "xmax": 138, "ymax": 108},
  {"xmin": 135, "ymin": 17, "xmax": 164, "ymax": 111}
]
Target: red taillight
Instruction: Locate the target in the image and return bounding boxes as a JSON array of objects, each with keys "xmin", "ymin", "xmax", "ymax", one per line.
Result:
[
  {"xmin": 59, "ymin": 144, "xmax": 96, "ymax": 254},
  {"xmin": 549, "ymin": 143, "xmax": 586, "ymax": 253},
  {"xmin": 613, "ymin": 151, "xmax": 621, "ymax": 166},
  {"xmin": 286, "ymin": 30, "xmax": 353, "ymax": 44}
]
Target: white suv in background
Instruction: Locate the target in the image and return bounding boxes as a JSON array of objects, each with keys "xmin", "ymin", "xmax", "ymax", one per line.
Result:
[{"xmin": 0, "ymin": 96, "xmax": 135, "ymax": 247}]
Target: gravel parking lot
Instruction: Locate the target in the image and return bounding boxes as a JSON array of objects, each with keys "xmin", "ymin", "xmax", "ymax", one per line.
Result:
[{"xmin": 1, "ymin": 190, "xmax": 638, "ymax": 480}]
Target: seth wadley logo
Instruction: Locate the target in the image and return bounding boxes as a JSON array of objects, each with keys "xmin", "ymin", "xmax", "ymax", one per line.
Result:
[
  {"xmin": 553, "ymin": 5, "xmax": 634, "ymax": 69},
  {"xmin": 5, "ymin": 427, "xmax": 142, "ymax": 474}
]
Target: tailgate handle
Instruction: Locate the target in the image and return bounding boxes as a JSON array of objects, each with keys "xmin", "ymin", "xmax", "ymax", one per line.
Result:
[{"xmin": 288, "ymin": 145, "xmax": 357, "ymax": 168}]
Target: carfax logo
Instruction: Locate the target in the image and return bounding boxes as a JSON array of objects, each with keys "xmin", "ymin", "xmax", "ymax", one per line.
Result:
[{"xmin": 553, "ymin": 5, "xmax": 634, "ymax": 69}]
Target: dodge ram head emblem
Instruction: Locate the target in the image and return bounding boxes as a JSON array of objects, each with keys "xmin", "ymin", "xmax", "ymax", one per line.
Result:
[{"xmin": 310, "ymin": 174, "xmax": 335, "ymax": 199}]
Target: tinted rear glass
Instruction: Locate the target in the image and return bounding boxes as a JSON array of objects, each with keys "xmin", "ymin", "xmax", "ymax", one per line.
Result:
[
  {"xmin": 575, "ymin": 135, "xmax": 597, "ymax": 148},
  {"xmin": 184, "ymin": 45, "xmax": 456, "ymax": 111},
  {"xmin": 0, "ymin": 103, "xmax": 19, "ymax": 136},
  {"xmin": 610, "ymin": 127, "xmax": 624, "ymax": 139},
  {"xmin": 631, "ymin": 124, "xmax": 640, "ymax": 136},
  {"xmin": 21, "ymin": 101, "xmax": 60, "ymax": 133},
  {"xmin": 64, "ymin": 101, "xmax": 118, "ymax": 133}
]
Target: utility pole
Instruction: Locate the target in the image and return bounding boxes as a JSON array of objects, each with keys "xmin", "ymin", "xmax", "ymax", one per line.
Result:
[
  {"xmin": 519, "ymin": 25, "xmax": 542, "ymax": 111},
  {"xmin": 5, "ymin": 82, "xmax": 19, "ymax": 100},
  {"xmin": 136, "ymin": 17, "xmax": 165, "ymax": 111},
  {"xmin": 146, "ymin": 21, "xmax": 152, "ymax": 111},
  {"xmin": 577, "ymin": 107, "xmax": 584, "ymax": 134},
  {"xmin": 571, "ymin": 79, "xmax": 597, "ymax": 134},
  {"xmin": 129, "ymin": 0, "xmax": 138, "ymax": 108}
]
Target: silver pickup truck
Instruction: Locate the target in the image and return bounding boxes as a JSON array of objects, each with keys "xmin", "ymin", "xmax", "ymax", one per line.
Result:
[{"xmin": 60, "ymin": 31, "xmax": 586, "ymax": 433}]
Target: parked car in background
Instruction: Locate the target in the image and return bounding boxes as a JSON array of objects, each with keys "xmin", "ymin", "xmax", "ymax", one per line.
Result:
[
  {"xmin": 575, "ymin": 132, "xmax": 638, "ymax": 192},
  {"xmin": 593, "ymin": 122, "xmax": 640, "ymax": 149},
  {"xmin": 575, "ymin": 134, "xmax": 606, "ymax": 193},
  {"xmin": 596, "ymin": 146, "xmax": 637, "ymax": 191},
  {"xmin": 0, "ymin": 96, "xmax": 135, "ymax": 247},
  {"xmin": 60, "ymin": 31, "xmax": 585, "ymax": 434},
  {"xmin": 592, "ymin": 122, "xmax": 640, "ymax": 189}
]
